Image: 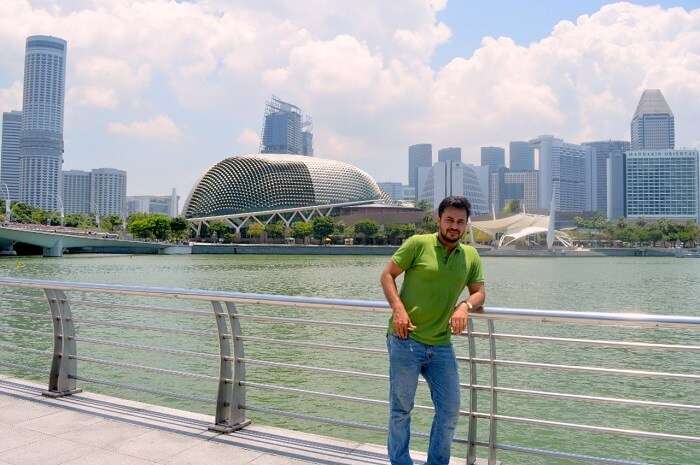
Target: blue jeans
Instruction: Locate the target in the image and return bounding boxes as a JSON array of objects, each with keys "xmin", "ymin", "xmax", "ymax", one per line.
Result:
[{"xmin": 386, "ymin": 334, "xmax": 461, "ymax": 465}]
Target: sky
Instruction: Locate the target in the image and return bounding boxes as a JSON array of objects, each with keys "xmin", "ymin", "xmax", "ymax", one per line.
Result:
[{"xmin": 0, "ymin": 1, "xmax": 699, "ymax": 202}]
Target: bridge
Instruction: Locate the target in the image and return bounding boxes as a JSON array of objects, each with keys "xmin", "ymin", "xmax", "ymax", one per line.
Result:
[
  {"xmin": 0, "ymin": 277, "xmax": 697, "ymax": 464},
  {"xmin": 0, "ymin": 224, "xmax": 179, "ymax": 257}
]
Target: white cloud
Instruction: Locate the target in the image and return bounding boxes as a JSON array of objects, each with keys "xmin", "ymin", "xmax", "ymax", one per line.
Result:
[
  {"xmin": 108, "ymin": 115, "xmax": 182, "ymax": 141},
  {"xmin": 0, "ymin": 81, "xmax": 22, "ymax": 112},
  {"xmin": 236, "ymin": 128, "xmax": 259, "ymax": 151}
]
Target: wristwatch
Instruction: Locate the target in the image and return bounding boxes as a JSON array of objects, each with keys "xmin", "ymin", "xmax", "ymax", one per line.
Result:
[{"xmin": 464, "ymin": 300, "xmax": 473, "ymax": 311}]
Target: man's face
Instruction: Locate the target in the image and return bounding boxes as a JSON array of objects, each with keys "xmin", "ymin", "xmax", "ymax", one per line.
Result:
[{"xmin": 438, "ymin": 206, "xmax": 468, "ymax": 244}]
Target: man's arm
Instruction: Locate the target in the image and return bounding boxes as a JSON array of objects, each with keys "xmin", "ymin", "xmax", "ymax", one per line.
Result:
[
  {"xmin": 380, "ymin": 260, "xmax": 412, "ymax": 339},
  {"xmin": 449, "ymin": 282, "xmax": 486, "ymax": 335}
]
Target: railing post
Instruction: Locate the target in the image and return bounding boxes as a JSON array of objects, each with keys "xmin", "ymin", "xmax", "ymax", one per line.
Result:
[
  {"xmin": 42, "ymin": 288, "xmax": 81, "ymax": 397},
  {"xmin": 209, "ymin": 300, "xmax": 250, "ymax": 433},
  {"xmin": 466, "ymin": 317, "xmax": 478, "ymax": 465},
  {"xmin": 487, "ymin": 319, "xmax": 498, "ymax": 465}
]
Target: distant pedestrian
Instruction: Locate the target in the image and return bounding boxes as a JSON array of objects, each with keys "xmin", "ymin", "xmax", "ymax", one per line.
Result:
[{"xmin": 380, "ymin": 196, "xmax": 486, "ymax": 465}]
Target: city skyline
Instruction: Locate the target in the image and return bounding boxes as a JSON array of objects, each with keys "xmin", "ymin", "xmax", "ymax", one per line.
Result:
[{"xmin": 0, "ymin": 1, "xmax": 699, "ymax": 198}]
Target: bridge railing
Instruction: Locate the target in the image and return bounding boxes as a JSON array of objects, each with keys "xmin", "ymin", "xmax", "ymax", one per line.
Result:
[{"xmin": 0, "ymin": 276, "xmax": 698, "ymax": 465}]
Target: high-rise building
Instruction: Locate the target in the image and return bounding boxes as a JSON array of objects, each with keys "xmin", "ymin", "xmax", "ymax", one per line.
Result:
[
  {"xmin": 480, "ymin": 146, "xmax": 506, "ymax": 173},
  {"xmin": 438, "ymin": 147, "xmax": 461, "ymax": 163},
  {"xmin": 582, "ymin": 140, "xmax": 630, "ymax": 216},
  {"xmin": 377, "ymin": 182, "xmax": 404, "ymax": 202},
  {"xmin": 631, "ymin": 89, "xmax": 674, "ymax": 150},
  {"xmin": 607, "ymin": 152, "xmax": 626, "ymax": 220},
  {"xmin": 1, "ymin": 111, "xmax": 22, "ymax": 202},
  {"xmin": 62, "ymin": 170, "xmax": 91, "ymax": 214},
  {"xmin": 625, "ymin": 149, "xmax": 698, "ymax": 221},
  {"xmin": 127, "ymin": 189, "xmax": 179, "ymax": 217},
  {"xmin": 530, "ymin": 135, "xmax": 592, "ymax": 212},
  {"xmin": 490, "ymin": 170, "xmax": 540, "ymax": 212},
  {"xmin": 509, "ymin": 141, "xmax": 535, "ymax": 171},
  {"xmin": 19, "ymin": 35, "xmax": 67, "ymax": 211},
  {"xmin": 408, "ymin": 143, "xmax": 432, "ymax": 195},
  {"xmin": 416, "ymin": 161, "xmax": 488, "ymax": 215},
  {"xmin": 260, "ymin": 96, "xmax": 313, "ymax": 155},
  {"xmin": 90, "ymin": 168, "xmax": 127, "ymax": 217}
]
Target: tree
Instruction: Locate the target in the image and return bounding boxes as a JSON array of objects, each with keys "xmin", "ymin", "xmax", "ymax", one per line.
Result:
[
  {"xmin": 354, "ymin": 219, "xmax": 380, "ymax": 244},
  {"xmin": 501, "ymin": 200, "xmax": 521, "ymax": 215},
  {"xmin": 247, "ymin": 222, "xmax": 265, "ymax": 239},
  {"xmin": 10, "ymin": 203, "xmax": 34, "ymax": 223},
  {"xmin": 291, "ymin": 221, "xmax": 313, "ymax": 240},
  {"xmin": 169, "ymin": 217, "xmax": 189, "ymax": 241},
  {"xmin": 207, "ymin": 221, "xmax": 230, "ymax": 241},
  {"xmin": 311, "ymin": 216, "xmax": 335, "ymax": 241},
  {"xmin": 128, "ymin": 214, "xmax": 172, "ymax": 240},
  {"xmin": 416, "ymin": 200, "xmax": 433, "ymax": 212},
  {"xmin": 101, "ymin": 214, "xmax": 123, "ymax": 232},
  {"xmin": 266, "ymin": 221, "xmax": 285, "ymax": 239}
]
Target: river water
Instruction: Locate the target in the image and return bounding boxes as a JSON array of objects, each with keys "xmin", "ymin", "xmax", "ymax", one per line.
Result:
[{"xmin": 0, "ymin": 254, "xmax": 698, "ymax": 464}]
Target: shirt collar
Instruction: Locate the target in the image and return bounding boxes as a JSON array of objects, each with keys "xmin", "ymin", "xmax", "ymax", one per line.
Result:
[{"xmin": 433, "ymin": 232, "xmax": 461, "ymax": 254}]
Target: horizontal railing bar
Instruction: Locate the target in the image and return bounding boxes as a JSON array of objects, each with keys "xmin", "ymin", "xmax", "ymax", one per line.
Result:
[
  {"xmin": 471, "ymin": 412, "xmax": 700, "ymax": 443},
  {"xmin": 71, "ymin": 317, "xmax": 214, "ymax": 337},
  {"xmin": 70, "ymin": 374, "xmax": 213, "ymax": 404},
  {"xmin": 471, "ymin": 332, "xmax": 700, "ymax": 352},
  {"xmin": 241, "ymin": 357, "xmax": 472, "ymax": 389},
  {"xmin": 0, "ymin": 325, "xmax": 54, "ymax": 337},
  {"xmin": 475, "ymin": 385, "xmax": 700, "ymax": 411},
  {"xmin": 69, "ymin": 297, "xmax": 211, "ymax": 317},
  {"xmin": 237, "ymin": 336, "xmax": 385, "ymax": 354},
  {"xmin": 241, "ymin": 404, "xmax": 469, "ymax": 445},
  {"xmin": 492, "ymin": 442, "xmax": 651, "ymax": 465},
  {"xmin": 469, "ymin": 359, "xmax": 700, "ymax": 381},
  {"xmin": 1, "ymin": 277, "xmax": 697, "ymax": 328},
  {"xmin": 235, "ymin": 314, "xmax": 386, "ymax": 330},
  {"xmin": 0, "ymin": 308, "xmax": 46, "ymax": 318},
  {"xmin": 71, "ymin": 336, "xmax": 221, "ymax": 359},
  {"xmin": 241, "ymin": 380, "xmax": 467, "ymax": 416},
  {"xmin": 0, "ymin": 360, "xmax": 48, "ymax": 373},
  {"xmin": 69, "ymin": 355, "xmax": 226, "ymax": 382},
  {"xmin": 0, "ymin": 341, "xmax": 53, "ymax": 356},
  {"xmin": 0, "ymin": 293, "xmax": 47, "ymax": 303}
]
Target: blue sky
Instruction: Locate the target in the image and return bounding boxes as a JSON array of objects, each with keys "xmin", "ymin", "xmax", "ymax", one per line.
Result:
[{"xmin": 0, "ymin": 1, "xmax": 699, "ymax": 198}]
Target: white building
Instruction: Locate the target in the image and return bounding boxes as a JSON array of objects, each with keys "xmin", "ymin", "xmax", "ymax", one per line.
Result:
[
  {"xmin": 62, "ymin": 170, "xmax": 91, "ymax": 214},
  {"xmin": 1, "ymin": 111, "xmax": 22, "ymax": 202},
  {"xmin": 19, "ymin": 36, "xmax": 67, "ymax": 211},
  {"xmin": 631, "ymin": 89, "xmax": 674, "ymax": 150},
  {"xmin": 625, "ymin": 149, "xmax": 699, "ymax": 221},
  {"xmin": 530, "ymin": 135, "xmax": 592, "ymax": 212},
  {"xmin": 417, "ymin": 161, "xmax": 488, "ymax": 215},
  {"xmin": 90, "ymin": 168, "xmax": 127, "ymax": 217},
  {"xmin": 377, "ymin": 182, "xmax": 404, "ymax": 202},
  {"xmin": 127, "ymin": 189, "xmax": 179, "ymax": 217}
]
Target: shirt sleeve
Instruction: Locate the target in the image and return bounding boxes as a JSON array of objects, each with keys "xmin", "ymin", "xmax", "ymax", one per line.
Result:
[
  {"xmin": 391, "ymin": 235, "xmax": 418, "ymax": 271},
  {"xmin": 466, "ymin": 250, "xmax": 485, "ymax": 285}
]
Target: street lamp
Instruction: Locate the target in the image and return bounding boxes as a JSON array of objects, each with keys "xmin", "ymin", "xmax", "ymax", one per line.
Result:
[
  {"xmin": 46, "ymin": 192, "xmax": 65, "ymax": 227},
  {"xmin": 2, "ymin": 184, "xmax": 11, "ymax": 224},
  {"xmin": 90, "ymin": 201, "xmax": 101, "ymax": 229}
]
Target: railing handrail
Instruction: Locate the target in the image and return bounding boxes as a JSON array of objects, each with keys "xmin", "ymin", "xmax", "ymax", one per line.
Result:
[{"xmin": 0, "ymin": 276, "xmax": 697, "ymax": 328}]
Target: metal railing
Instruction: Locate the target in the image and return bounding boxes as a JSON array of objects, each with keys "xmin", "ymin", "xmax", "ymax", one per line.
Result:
[{"xmin": 0, "ymin": 276, "xmax": 697, "ymax": 465}]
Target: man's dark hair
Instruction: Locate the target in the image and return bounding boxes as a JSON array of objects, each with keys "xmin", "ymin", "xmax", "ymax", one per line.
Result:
[{"xmin": 437, "ymin": 196, "xmax": 471, "ymax": 219}]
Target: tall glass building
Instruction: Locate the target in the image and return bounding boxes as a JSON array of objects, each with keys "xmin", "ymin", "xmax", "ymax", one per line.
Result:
[
  {"xmin": 625, "ymin": 149, "xmax": 699, "ymax": 220},
  {"xmin": 19, "ymin": 35, "xmax": 67, "ymax": 211},
  {"xmin": 1, "ymin": 111, "xmax": 22, "ymax": 202},
  {"xmin": 91, "ymin": 168, "xmax": 127, "ymax": 217},
  {"xmin": 62, "ymin": 170, "xmax": 91, "ymax": 214},
  {"xmin": 260, "ymin": 96, "xmax": 313, "ymax": 156},
  {"xmin": 480, "ymin": 146, "xmax": 505, "ymax": 173},
  {"xmin": 408, "ymin": 143, "xmax": 432, "ymax": 190},
  {"xmin": 582, "ymin": 140, "xmax": 630, "ymax": 217},
  {"xmin": 437, "ymin": 147, "xmax": 461, "ymax": 163},
  {"xmin": 509, "ymin": 141, "xmax": 535, "ymax": 171},
  {"xmin": 631, "ymin": 89, "xmax": 674, "ymax": 150},
  {"xmin": 416, "ymin": 161, "xmax": 488, "ymax": 216}
]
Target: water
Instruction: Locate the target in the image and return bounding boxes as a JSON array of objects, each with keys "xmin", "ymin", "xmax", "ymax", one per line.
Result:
[{"xmin": 0, "ymin": 254, "xmax": 698, "ymax": 465}]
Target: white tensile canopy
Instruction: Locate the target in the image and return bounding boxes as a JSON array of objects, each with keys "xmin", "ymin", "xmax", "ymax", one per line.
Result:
[{"xmin": 471, "ymin": 213, "xmax": 572, "ymax": 248}]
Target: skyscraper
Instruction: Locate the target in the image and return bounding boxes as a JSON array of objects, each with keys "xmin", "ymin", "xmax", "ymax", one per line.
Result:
[
  {"xmin": 509, "ymin": 141, "xmax": 535, "ymax": 171},
  {"xmin": 631, "ymin": 89, "xmax": 674, "ymax": 150},
  {"xmin": 438, "ymin": 147, "xmax": 461, "ymax": 163},
  {"xmin": 62, "ymin": 170, "xmax": 91, "ymax": 214},
  {"xmin": 408, "ymin": 143, "xmax": 432, "ymax": 195},
  {"xmin": 260, "ymin": 96, "xmax": 313, "ymax": 156},
  {"xmin": 1, "ymin": 111, "xmax": 22, "ymax": 202},
  {"xmin": 90, "ymin": 168, "xmax": 127, "ymax": 217},
  {"xmin": 480, "ymin": 146, "xmax": 505, "ymax": 173},
  {"xmin": 19, "ymin": 35, "xmax": 67, "ymax": 211},
  {"xmin": 582, "ymin": 140, "xmax": 630, "ymax": 216},
  {"xmin": 416, "ymin": 161, "xmax": 488, "ymax": 215},
  {"xmin": 607, "ymin": 152, "xmax": 626, "ymax": 220},
  {"xmin": 377, "ymin": 182, "xmax": 404, "ymax": 202},
  {"xmin": 530, "ymin": 135, "xmax": 592, "ymax": 212},
  {"xmin": 625, "ymin": 149, "xmax": 698, "ymax": 220},
  {"xmin": 490, "ymin": 170, "xmax": 539, "ymax": 212}
]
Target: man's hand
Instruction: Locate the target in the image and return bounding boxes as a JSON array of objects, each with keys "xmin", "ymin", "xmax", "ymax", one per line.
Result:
[
  {"xmin": 393, "ymin": 306, "xmax": 413, "ymax": 339},
  {"xmin": 449, "ymin": 302, "xmax": 469, "ymax": 335}
]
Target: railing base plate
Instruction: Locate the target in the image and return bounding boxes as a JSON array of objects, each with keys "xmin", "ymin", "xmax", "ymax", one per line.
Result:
[
  {"xmin": 42, "ymin": 388, "xmax": 83, "ymax": 398},
  {"xmin": 208, "ymin": 419, "xmax": 252, "ymax": 433}
]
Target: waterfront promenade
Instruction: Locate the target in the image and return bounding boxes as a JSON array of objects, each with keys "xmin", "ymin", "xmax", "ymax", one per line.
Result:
[{"xmin": 0, "ymin": 376, "xmax": 478, "ymax": 465}]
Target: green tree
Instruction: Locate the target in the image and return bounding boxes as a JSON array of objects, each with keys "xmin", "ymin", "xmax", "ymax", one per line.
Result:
[
  {"xmin": 128, "ymin": 214, "xmax": 172, "ymax": 240},
  {"xmin": 10, "ymin": 203, "xmax": 33, "ymax": 223},
  {"xmin": 354, "ymin": 219, "xmax": 380, "ymax": 244},
  {"xmin": 169, "ymin": 217, "xmax": 189, "ymax": 241},
  {"xmin": 101, "ymin": 214, "xmax": 123, "ymax": 233},
  {"xmin": 501, "ymin": 199, "xmax": 521, "ymax": 215},
  {"xmin": 247, "ymin": 222, "xmax": 265, "ymax": 239},
  {"xmin": 291, "ymin": 221, "xmax": 312, "ymax": 240},
  {"xmin": 207, "ymin": 221, "xmax": 230, "ymax": 241},
  {"xmin": 31, "ymin": 209, "xmax": 46, "ymax": 224},
  {"xmin": 415, "ymin": 200, "xmax": 433, "ymax": 212},
  {"xmin": 311, "ymin": 216, "xmax": 335, "ymax": 241},
  {"xmin": 266, "ymin": 221, "xmax": 285, "ymax": 239}
]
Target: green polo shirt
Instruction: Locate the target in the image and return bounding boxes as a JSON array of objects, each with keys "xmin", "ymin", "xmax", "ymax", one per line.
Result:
[{"xmin": 388, "ymin": 233, "xmax": 485, "ymax": 345}]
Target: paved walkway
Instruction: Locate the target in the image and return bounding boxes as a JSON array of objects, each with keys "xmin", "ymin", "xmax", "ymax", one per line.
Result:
[{"xmin": 0, "ymin": 376, "xmax": 489, "ymax": 465}]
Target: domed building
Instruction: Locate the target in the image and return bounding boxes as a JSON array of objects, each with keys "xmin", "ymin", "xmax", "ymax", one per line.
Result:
[{"xmin": 184, "ymin": 154, "xmax": 388, "ymax": 234}]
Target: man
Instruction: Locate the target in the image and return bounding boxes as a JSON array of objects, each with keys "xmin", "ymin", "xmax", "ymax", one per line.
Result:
[{"xmin": 380, "ymin": 196, "xmax": 486, "ymax": 465}]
